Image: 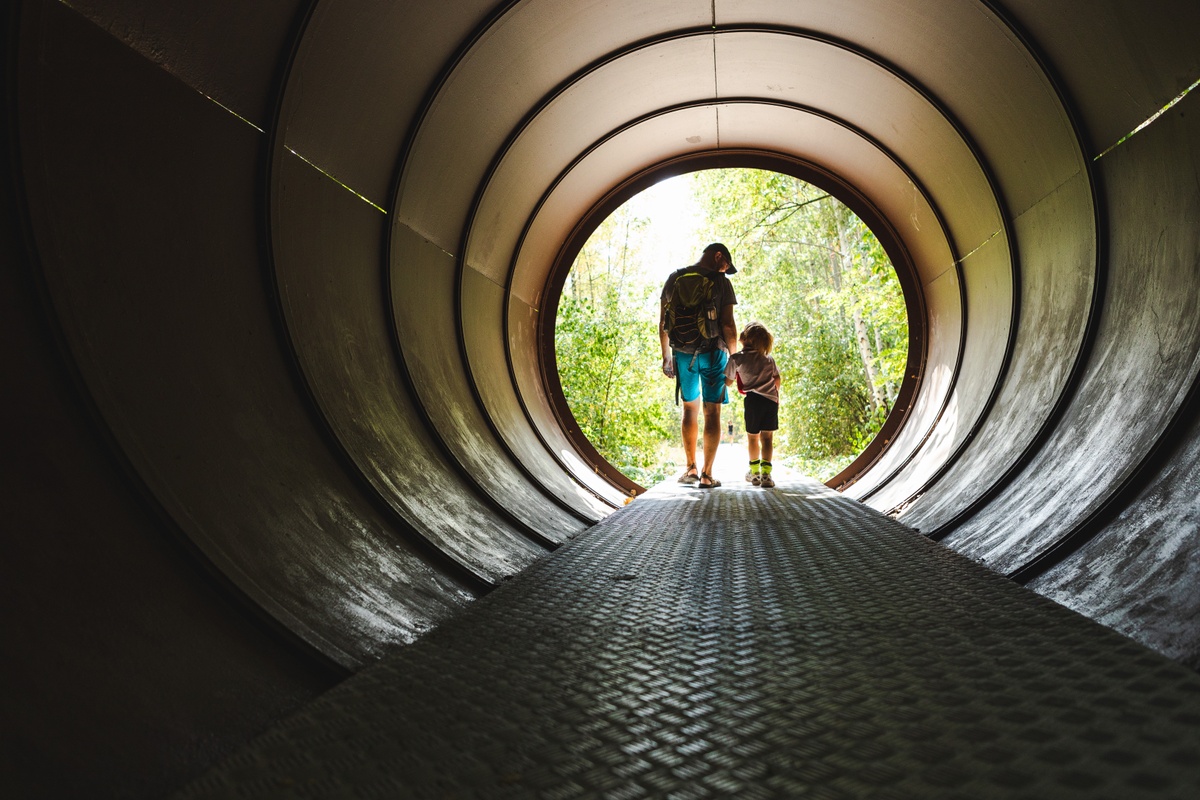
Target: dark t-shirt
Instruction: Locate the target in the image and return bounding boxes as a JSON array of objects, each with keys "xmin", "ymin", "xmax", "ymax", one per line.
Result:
[
  {"xmin": 662, "ymin": 268, "xmax": 734, "ymax": 319},
  {"xmin": 661, "ymin": 266, "xmax": 738, "ymax": 351}
]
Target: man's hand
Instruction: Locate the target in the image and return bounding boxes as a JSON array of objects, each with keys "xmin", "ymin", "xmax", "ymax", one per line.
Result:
[{"xmin": 662, "ymin": 355, "xmax": 676, "ymax": 378}]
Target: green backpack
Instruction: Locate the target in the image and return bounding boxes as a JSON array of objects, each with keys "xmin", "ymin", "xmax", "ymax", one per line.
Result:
[{"xmin": 665, "ymin": 270, "xmax": 721, "ymax": 353}]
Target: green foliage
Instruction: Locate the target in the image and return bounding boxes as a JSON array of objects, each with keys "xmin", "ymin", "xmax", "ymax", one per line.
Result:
[
  {"xmin": 690, "ymin": 168, "xmax": 908, "ymax": 480},
  {"xmin": 555, "ymin": 168, "xmax": 909, "ymax": 485},
  {"xmin": 555, "ymin": 207, "xmax": 676, "ymax": 485}
]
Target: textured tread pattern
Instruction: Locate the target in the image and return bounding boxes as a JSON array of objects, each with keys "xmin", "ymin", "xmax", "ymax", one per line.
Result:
[{"xmin": 177, "ymin": 478, "xmax": 1200, "ymax": 799}]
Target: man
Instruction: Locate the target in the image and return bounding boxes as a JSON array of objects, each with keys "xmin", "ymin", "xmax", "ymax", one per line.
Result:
[{"xmin": 659, "ymin": 242, "xmax": 739, "ymax": 488}]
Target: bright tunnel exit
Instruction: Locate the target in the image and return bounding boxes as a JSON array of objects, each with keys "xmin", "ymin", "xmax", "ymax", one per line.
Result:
[{"xmin": 552, "ymin": 168, "xmax": 911, "ymax": 489}]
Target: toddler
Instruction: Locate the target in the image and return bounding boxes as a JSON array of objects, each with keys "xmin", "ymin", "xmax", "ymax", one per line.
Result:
[{"xmin": 725, "ymin": 322, "xmax": 781, "ymax": 487}]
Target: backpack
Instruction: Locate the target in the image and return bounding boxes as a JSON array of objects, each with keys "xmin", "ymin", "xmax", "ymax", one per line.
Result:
[{"xmin": 665, "ymin": 269, "xmax": 721, "ymax": 353}]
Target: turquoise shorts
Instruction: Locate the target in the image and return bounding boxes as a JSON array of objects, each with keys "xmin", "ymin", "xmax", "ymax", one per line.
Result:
[{"xmin": 674, "ymin": 349, "xmax": 729, "ymax": 404}]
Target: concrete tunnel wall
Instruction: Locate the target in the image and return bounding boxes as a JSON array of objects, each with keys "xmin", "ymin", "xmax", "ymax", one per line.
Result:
[{"xmin": 3, "ymin": 0, "xmax": 1200, "ymax": 795}]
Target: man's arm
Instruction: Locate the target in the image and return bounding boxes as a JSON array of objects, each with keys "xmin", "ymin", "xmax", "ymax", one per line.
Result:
[
  {"xmin": 659, "ymin": 298, "xmax": 674, "ymax": 377},
  {"xmin": 720, "ymin": 304, "xmax": 737, "ymax": 353},
  {"xmin": 659, "ymin": 301, "xmax": 670, "ymax": 358}
]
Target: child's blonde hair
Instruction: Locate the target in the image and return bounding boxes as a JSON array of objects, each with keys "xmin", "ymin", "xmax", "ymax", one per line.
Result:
[{"xmin": 740, "ymin": 321, "xmax": 774, "ymax": 354}]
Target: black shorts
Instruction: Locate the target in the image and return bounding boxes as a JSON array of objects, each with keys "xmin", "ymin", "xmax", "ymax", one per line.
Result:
[{"xmin": 744, "ymin": 392, "xmax": 778, "ymax": 434}]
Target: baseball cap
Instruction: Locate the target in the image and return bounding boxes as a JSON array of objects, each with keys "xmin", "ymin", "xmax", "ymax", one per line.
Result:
[{"xmin": 704, "ymin": 242, "xmax": 737, "ymax": 274}]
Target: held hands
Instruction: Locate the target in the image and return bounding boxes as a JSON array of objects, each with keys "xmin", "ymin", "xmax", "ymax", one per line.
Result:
[{"xmin": 662, "ymin": 355, "xmax": 676, "ymax": 378}]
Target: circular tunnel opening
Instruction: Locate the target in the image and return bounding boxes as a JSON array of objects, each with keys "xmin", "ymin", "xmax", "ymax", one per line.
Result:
[{"xmin": 540, "ymin": 154, "xmax": 926, "ymax": 493}]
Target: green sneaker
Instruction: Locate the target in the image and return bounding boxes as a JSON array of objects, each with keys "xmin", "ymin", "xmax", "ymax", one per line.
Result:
[{"xmin": 759, "ymin": 462, "xmax": 774, "ymax": 488}]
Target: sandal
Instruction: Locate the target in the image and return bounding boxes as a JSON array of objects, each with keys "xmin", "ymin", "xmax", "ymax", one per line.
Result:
[
  {"xmin": 697, "ymin": 472, "xmax": 721, "ymax": 488},
  {"xmin": 677, "ymin": 465, "xmax": 699, "ymax": 484}
]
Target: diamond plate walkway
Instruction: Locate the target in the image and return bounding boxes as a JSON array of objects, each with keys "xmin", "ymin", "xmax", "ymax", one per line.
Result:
[{"xmin": 176, "ymin": 472, "xmax": 1200, "ymax": 799}]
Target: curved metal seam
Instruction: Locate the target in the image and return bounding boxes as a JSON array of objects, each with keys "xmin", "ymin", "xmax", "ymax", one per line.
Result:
[
  {"xmin": 374, "ymin": 236, "xmax": 573, "ymax": 547},
  {"xmin": 455, "ymin": 262, "xmax": 622, "ymax": 508},
  {"xmin": 872, "ymin": 216, "xmax": 1016, "ymax": 512},
  {"xmin": 835, "ymin": 4, "xmax": 1104, "ymax": 513},
  {"xmin": 389, "ymin": 0, "xmax": 525, "ymax": 206},
  {"xmin": 452, "ymin": 29, "xmax": 745, "ymax": 508},
  {"xmin": 1006, "ymin": 180, "xmax": 1200, "ymax": 581},
  {"xmin": 698, "ymin": 27, "xmax": 1014, "ymax": 512},
  {"xmin": 7, "ymin": 0, "xmax": 356, "ymax": 673},
  {"xmin": 497, "ymin": 253, "xmax": 631, "ymax": 503},
  {"xmin": 375, "ymin": 110, "xmax": 580, "ymax": 533},
  {"xmin": 1094, "ymin": 76, "xmax": 1200, "ymax": 161},
  {"xmin": 449, "ymin": 25, "xmax": 957, "ymax": 494},
  {"xmin": 1006, "ymin": 339, "xmax": 1200, "ymax": 584},
  {"xmin": 514, "ymin": 98, "xmax": 945, "ymax": 493},
  {"xmin": 451, "ymin": 237, "xmax": 617, "ymax": 514},
  {"xmin": 916, "ymin": 0, "xmax": 1150, "ymax": 583},
  {"xmin": 925, "ymin": 0, "xmax": 1108, "ymax": 550},
  {"xmin": 357, "ymin": 35, "xmax": 583, "ymax": 544},
  {"xmin": 782, "ymin": 48, "xmax": 1017, "ymax": 507},
  {"xmin": 263, "ymin": 2, "xmax": 515, "ymax": 583},
  {"xmin": 453, "ymin": 183, "xmax": 617, "ymax": 510},
  {"xmin": 371, "ymin": 0, "xmax": 583, "ymax": 526},
  {"xmin": 546, "ymin": 148, "xmax": 928, "ymax": 495},
  {"xmin": 451, "ymin": 25, "xmax": 971, "ymax": 500},
  {"xmin": 380, "ymin": 0, "xmax": 598, "ymax": 526}
]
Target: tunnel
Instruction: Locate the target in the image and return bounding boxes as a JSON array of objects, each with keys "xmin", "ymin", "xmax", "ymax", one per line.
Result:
[{"xmin": 4, "ymin": 1, "xmax": 1200, "ymax": 796}]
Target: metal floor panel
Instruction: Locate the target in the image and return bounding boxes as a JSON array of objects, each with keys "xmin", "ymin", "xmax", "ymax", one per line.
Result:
[{"xmin": 177, "ymin": 477, "xmax": 1200, "ymax": 799}]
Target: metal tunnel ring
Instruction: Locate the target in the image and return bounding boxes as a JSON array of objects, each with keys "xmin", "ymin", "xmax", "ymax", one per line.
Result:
[{"xmin": 9, "ymin": 8, "xmax": 1200, "ymax": 783}]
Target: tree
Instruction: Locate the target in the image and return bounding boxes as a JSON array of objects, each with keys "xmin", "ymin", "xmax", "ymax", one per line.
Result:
[
  {"xmin": 689, "ymin": 168, "xmax": 908, "ymax": 479},
  {"xmin": 555, "ymin": 204, "xmax": 676, "ymax": 485},
  {"xmin": 555, "ymin": 168, "xmax": 908, "ymax": 484}
]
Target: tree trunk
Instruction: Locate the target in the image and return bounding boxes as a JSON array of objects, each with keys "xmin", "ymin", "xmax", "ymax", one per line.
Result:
[
  {"xmin": 876, "ymin": 326, "xmax": 897, "ymax": 406},
  {"xmin": 836, "ymin": 214, "xmax": 884, "ymax": 415},
  {"xmin": 853, "ymin": 308, "xmax": 884, "ymax": 414}
]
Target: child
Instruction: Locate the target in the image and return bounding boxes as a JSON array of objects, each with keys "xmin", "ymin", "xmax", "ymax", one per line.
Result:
[{"xmin": 725, "ymin": 322, "xmax": 782, "ymax": 487}]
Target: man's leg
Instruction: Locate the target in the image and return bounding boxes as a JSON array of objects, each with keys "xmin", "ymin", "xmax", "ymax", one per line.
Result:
[
  {"xmin": 760, "ymin": 430, "xmax": 774, "ymax": 463},
  {"xmin": 674, "ymin": 351, "xmax": 701, "ymax": 481},
  {"xmin": 681, "ymin": 398, "xmax": 700, "ymax": 475},
  {"xmin": 700, "ymin": 401, "xmax": 722, "ymax": 480},
  {"xmin": 696, "ymin": 349, "xmax": 728, "ymax": 486}
]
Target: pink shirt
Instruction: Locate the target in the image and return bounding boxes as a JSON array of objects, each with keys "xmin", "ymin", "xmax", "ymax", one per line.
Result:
[{"xmin": 726, "ymin": 350, "xmax": 780, "ymax": 403}]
